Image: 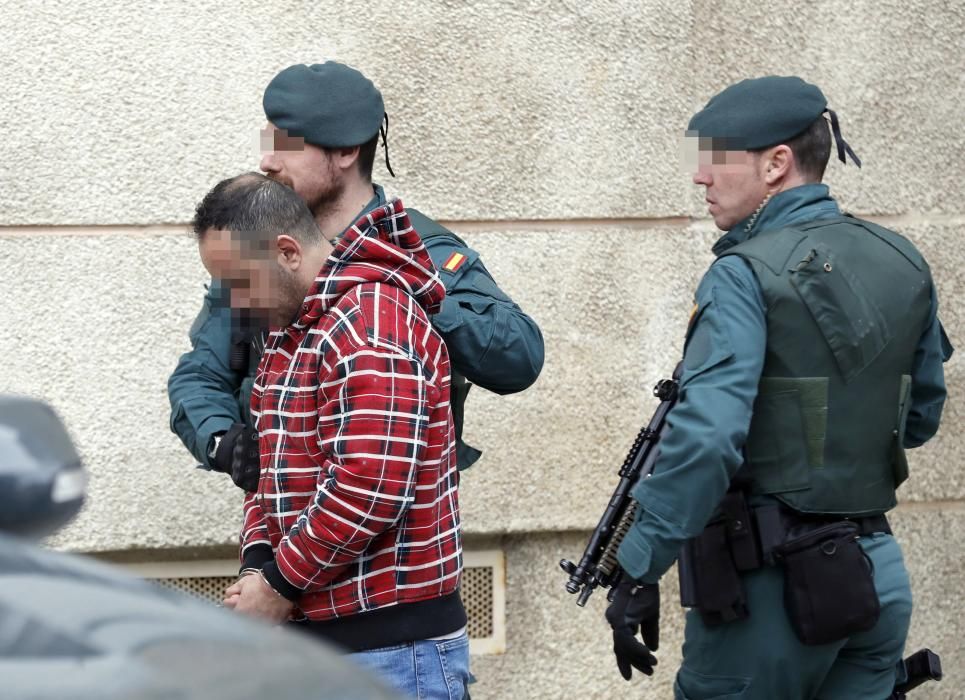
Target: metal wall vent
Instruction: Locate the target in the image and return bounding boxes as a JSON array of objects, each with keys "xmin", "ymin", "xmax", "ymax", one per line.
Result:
[{"xmin": 123, "ymin": 549, "xmax": 505, "ymax": 654}]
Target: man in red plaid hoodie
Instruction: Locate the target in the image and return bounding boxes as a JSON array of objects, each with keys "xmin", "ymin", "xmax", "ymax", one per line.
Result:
[{"xmin": 193, "ymin": 172, "xmax": 469, "ymax": 697}]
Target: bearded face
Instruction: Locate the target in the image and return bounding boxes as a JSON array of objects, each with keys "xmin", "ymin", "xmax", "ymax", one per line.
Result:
[
  {"xmin": 259, "ymin": 124, "xmax": 345, "ymax": 219},
  {"xmin": 273, "ymin": 261, "xmax": 311, "ymax": 327}
]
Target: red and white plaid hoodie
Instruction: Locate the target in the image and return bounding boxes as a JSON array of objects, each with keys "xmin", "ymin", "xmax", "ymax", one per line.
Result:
[{"xmin": 241, "ymin": 199, "xmax": 464, "ymax": 649}]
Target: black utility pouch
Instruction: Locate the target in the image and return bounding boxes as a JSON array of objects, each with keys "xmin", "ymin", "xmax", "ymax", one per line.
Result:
[
  {"xmin": 775, "ymin": 521, "xmax": 880, "ymax": 645},
  {"xmin": 692, "ymin": 522, "xmax": 749, "ymax": 626}
]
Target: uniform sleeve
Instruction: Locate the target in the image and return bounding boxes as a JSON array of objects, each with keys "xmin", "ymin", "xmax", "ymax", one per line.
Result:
[
  {"xmin": 167, "ymin": 282, "xmax": 243, "ymax": 467},
  {"xmin": 261, "ymin": 345, "xmax": 430, "ymax": 600},
  {"xmin": 904, "ymin": 284, "xmax": 953, "ymax": 448},
  {"xmin": 617, "ymin": 257, "xmax": 767, "ymax": 584},
  {"xmin": 426, "ymin": 237, "xmax": 544, "ymax": 395}
]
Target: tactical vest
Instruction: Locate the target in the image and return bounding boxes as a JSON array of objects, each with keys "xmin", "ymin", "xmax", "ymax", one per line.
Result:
[{"xmin": 721, "ymin": 216, "xmax": 932, "ymax": 515}]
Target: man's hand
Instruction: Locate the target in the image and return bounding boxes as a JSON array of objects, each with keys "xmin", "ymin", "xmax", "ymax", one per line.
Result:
[
  {"xmin": 223, "ymin": 571, "xmax": 294, "ymax": 624},
  {"xmin": 212, "ymin": 423, "xmax": 261, "ymax": 492},
  {"xmin": 605, "ymin": 577, "xmax": 660, "ymax": 681}
]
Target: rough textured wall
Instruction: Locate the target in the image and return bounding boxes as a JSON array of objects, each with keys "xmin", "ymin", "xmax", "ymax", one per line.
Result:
[{"xmin": 1, "ymin": 1, "xmax": 962, "ymax": 698}]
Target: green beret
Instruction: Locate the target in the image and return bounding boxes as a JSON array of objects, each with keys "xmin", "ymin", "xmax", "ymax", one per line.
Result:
[
  {"xmin": 687, "ymin": 75, "xmax": 861, "ymax": 166},
  {"xmin": 687, "ymin": 76, "xmax": 827, "ymax": 150},
  {"xmin": 263, "ymin": 62, "xmax": 385, "ymax": 148}
]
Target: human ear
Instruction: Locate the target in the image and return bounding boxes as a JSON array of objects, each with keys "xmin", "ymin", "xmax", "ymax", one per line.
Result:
[
  {"xmin": 764, "ymin": 145, "xmax": 792, "ymax": 185},
  {"xmin": 334, "ymin": 145, "xmax": 361, "ymax": 172},
  {"xmin": 276, "ymin": 235, "xmax": 302, "ymax": 271}
]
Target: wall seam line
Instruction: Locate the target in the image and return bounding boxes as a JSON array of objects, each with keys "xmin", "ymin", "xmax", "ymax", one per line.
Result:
[{"xmin": 3, "ymin": 212, "xmax": 965, "ymax": 238}]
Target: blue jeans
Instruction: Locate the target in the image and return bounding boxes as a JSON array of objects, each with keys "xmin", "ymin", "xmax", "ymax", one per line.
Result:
[{"xmin": 350, "ymin": 632, "xmax": 471, "ymax": 700}]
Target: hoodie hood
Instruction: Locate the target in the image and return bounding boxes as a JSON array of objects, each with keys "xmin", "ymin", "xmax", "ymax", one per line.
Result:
[{"xmin": 292, "ymin": 198, "xmax": 444, "ymax": 329}]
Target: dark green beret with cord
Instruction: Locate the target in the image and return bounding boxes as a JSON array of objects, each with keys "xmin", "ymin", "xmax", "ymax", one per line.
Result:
[
  {"xmin": 687, "ymin": 75, "xmax": 860, "ymax": 167},
  {"xmin": 263, "ymin": 61, "xmax": 394, "ymax": 175}
]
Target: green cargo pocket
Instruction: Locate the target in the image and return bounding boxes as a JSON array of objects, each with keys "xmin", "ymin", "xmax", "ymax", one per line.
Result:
[
  {"xmin": 789, "ymin": 245, "xmax": 892, "ymax": 382},
  {"xmin": 745, "ymin": 388, "xmax": 812, "ymax": 494},
  {"xmin": 431, "ymin": 296, "xmax": 469, "ymax": 333},
  {"xmin": 674, "ymin": 667, "xmax": 750, "ymax": 699},
  {"xmin": 754, "ymin": 377, "xmax": 828, "ymax": 468},
  {"xmin": 893, "ymin": 374, "xmax": 913, "ymax": 486}
]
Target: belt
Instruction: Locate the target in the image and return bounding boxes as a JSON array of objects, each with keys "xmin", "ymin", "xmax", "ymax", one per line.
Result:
[
  {"xmin": 752, "ymin": 505, "xmax": 892, "ymax": 566},
  {"xmin": 791, "ymin": 512, "xmax": 892, "ymax": 537}
]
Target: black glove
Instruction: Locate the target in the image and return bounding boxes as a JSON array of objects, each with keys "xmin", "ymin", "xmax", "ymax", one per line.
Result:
[
  {"xmin": 605, "ymin": 577, "xmax": 660, "ymax": 681},
  {"xmin": 211, "ymin": 423, "xmax": 261, "ymax": 492}
]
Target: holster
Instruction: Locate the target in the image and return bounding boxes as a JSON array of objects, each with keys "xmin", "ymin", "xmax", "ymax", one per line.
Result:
[{"xmin": 678, "ymin": 491, "xmax": 760, "ymax": 626}]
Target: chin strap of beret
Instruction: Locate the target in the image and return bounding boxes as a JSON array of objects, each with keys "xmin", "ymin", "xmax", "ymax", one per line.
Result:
[
  {"xmin": 380, "ymin": 112, "xmax": 395, "ymax": 177},
  {"xmin": 825, "ymin": 108, "xmax": 862, "ymax": 168}
]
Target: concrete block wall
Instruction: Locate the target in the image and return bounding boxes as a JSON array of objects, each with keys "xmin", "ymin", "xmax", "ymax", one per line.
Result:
[{"xmin": 1, "ymin": 2, "xmax": 961, "ymax": 697}]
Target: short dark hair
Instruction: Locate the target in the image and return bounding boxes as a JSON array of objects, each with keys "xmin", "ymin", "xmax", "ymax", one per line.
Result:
[
  {"xmin": 357, "ymin": 133, "xmax": 379, "ymax": 181},
  {"xmin": 752, "ymin": 115, "xmax": 832, "ymax": 182},
  {"xmin": 323, "ymin": 132, "xmax": 379, "ymax": 182},
  {"xmin": 192, "ymin": 172, "xmax": 321, "ymax": 247}
]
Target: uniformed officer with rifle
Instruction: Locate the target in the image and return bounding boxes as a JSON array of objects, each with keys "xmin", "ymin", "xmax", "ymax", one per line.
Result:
[
  {"xmin": 168, "ymin": 62, "xmax": 544, "ymax": 488},
  {"xmin": 602, "ymin": 76, "xmax": 952, "ymax": 699}
]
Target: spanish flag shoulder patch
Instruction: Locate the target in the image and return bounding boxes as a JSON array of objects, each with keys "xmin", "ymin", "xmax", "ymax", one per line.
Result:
[{"xmin": 442, "ymin": 251, "xmax": 468, "ymax": 273}]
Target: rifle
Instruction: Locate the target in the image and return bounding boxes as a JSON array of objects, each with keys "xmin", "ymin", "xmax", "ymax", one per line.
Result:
[
  {"xmin": 890, "ymin": 648, "xmax": 942, "ymax": 699},
  {"xmin": 560, "ymin": 364, "xmax": 681, "ymax": 606}
]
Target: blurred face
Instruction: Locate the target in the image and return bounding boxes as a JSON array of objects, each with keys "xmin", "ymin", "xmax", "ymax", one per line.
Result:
[
  {"xmin": 199, "ymin": 228, "xmax": 308, "ymax": 327},
  {"xmin": 689, "ymin": 147, "xmax": 770, "ymax": 231},
  {"xmin": 259, "ymin": 124, "xmax": 344, "ymax": 216}
]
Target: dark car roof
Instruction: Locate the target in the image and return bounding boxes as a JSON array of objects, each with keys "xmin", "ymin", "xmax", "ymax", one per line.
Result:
[{"xmin": 0, "ymin": 533, "xmax": 396, "ymax": 700}]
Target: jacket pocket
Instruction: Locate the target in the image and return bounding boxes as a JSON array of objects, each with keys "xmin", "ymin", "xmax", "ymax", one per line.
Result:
[
  {"xmin": 435, "ymin": 634, "xmax": 471, "ymax": 700},
  {"xmin": 745, "ymin": 387, "xmax": 812, "ymax": 494},
  {"xmin": 431, "ymin": 296, "xmax": 467, "ymax": 333},
  {"xmin": 789, "ymin": 245, "xmax": 891, "ymax": 382}
]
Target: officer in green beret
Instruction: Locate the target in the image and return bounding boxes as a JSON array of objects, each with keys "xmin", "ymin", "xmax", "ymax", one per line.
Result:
[
  {"xmin": 168, "ymin": 61, "xmax": 544, "ymax": 488},
  {"xmin": 604, "ymin": 76, "xmax": 953, "ymax": 699}
]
